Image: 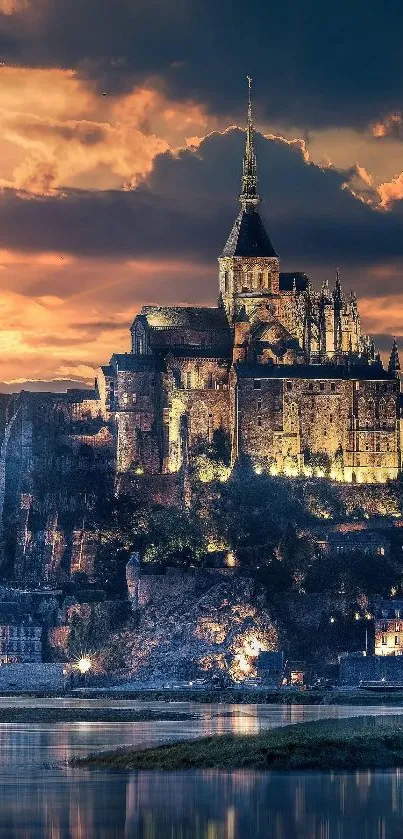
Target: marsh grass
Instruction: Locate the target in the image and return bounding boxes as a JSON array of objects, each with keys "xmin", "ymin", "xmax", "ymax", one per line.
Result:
[{"xmin": 75, "ymin": 715, "xmax": 403, "ymax": 771}]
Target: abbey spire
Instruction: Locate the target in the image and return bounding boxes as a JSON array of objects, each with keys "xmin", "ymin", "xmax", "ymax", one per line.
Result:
[
  {"xmin": 240, "ymin": 76, "xmax": 260, "ymax": 210},
  {"xmin": 219, "ymin": 78, "xmax": 280, "ymax": 321}
]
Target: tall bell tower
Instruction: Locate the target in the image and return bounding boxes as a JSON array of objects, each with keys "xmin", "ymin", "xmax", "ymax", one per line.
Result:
[{"xmin": 219, "ymin": 77, "xmax": 280, "ymax": 323}]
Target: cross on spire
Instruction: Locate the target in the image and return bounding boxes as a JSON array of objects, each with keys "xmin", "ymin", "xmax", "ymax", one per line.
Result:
[{"xmin": 240, "ymin": 75, "xmax": 260, "ymax": 210}]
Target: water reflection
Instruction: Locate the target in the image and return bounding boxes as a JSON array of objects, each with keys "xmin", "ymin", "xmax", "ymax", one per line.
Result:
[
  {"xmin": 1, "ymin": 767, "xmax": 403, "ymax": 838},
  {"xmin": 0, "ymin": 703, "xmax": 403, "ymax": 837}
]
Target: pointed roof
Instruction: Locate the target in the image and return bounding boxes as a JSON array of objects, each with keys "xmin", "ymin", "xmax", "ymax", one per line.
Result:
[
  {"xmin": 388, "ymin": 337, "xmax": 400, "ymax": 374},
  {"xmin": 221, "ymin": 208, "xmax": 278, "ymax": 257},
  {"xmin": 221, "ymin": 77, "xmax": 278, "ymax": 259},
  {"xmin": 234, "ymin": 305, "xmax": 249, "ymax": 323}
]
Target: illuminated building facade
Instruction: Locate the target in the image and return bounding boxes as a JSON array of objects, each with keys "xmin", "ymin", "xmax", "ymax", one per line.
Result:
[
  {"xmin": 375, "ymin": 600, "xmax": 403, "ymax": 656},
  {"xmin": 98, "ymin": 81, "xmax": 401, "ymax": 484}
]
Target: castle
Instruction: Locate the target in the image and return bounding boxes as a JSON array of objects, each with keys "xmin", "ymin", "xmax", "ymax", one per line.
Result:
[
  {"xmin": 0, "ymin": 81, "xmax": 400, "ymax": 585},
  {"xmin": 96, "ymin": 80, "xmax": 401, "ymax": 484}
]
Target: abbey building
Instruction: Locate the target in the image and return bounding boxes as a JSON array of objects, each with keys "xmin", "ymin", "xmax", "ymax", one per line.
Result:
[{"xmin": 98, "ymin": 83, "xmax": 401, "ymax": 484}]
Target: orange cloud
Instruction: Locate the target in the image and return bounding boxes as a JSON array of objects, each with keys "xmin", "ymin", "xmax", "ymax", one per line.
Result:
[
  {"xmin": 0, "ymin": 251, "xmax": 214, "ymax": 386},
  {"xmin": 360, "ymin": 294, "xmax": 403, "ymax": 335},
  {"xmin": 0, "ymin": 67, "xmax": 221, "ymax": 195},
  {"xmin": 378, "ymin": 172, "xmax": 403, "ymax": 208}
]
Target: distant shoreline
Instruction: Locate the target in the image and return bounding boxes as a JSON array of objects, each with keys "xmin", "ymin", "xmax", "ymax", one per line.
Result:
[
  {"xmin": 73, "ymin": 715, "xmax": 403, "ymax": 772},
  {"xmin": 2, "ymin": 687, "xmax": 403, "ymax": 706},
  {"xmin": 0, "ymin": 707, "xmax": 196, "ymax": 723}
]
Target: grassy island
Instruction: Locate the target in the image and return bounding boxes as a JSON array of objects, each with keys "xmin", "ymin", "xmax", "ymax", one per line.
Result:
[
  {"xmin": 0, "ymin": 708, "xmax": 196, "ymax": 724},
  {"xmin": 74, "ymin": 715, "xmax": 403, "ymax": 771}
]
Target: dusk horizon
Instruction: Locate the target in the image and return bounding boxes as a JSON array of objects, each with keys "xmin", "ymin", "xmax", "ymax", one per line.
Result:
[{"xmin": 1, "ymin": 1, "xmax": 403, "ymax": 390}]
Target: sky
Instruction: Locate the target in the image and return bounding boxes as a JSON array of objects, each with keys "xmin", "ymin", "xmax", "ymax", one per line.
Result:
[{"xmin": 1, "ymin": 0, "xmax": 403, "ymax": 390}]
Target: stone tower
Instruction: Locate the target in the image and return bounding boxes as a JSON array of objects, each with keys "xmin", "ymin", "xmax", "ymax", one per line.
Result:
[{"xmin": 218, "ymin": 77, "xmax": 280, "ymax": 323}]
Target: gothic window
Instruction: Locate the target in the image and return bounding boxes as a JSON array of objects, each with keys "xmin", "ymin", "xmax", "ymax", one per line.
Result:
[
  {"xmin": 247, "ymin": 271, "xmax": 253, "ymax": 285},
  {"xmin": 309, "ymin": 383, "xmax": 313, "ymax": 391},
  {"xmin": 387, "ymin": 399, "xmax": 396, "ymax": 420},
  {"xmin": 257, "ymin": 400, "xmax": 262, "ymax": 410},
  {"xmin": 320, "ymin": 382, "xmax": 325, "ymax": 391},
  {"xmin": 224, "ymin": 271, "xmax": 230, "ymax": 293},
  {"xmin": 286, "ymin": 381, "xmax": 292, "ymax": 391},
  {"xmin": 257, "ymin": 416, "xmax": 262, "ymax": 427},
  {"xmin": 331, "ymin": 382, "xmax": 336, "ymax": 391},
  {"xmin": 267, "ymin": 273, "xmax": 272, "ymax": 292},
  {"xmin": 258, "ymin": 272, "xmax": 264, "ymax": 289},
  {"xmin": 207, "ymin": 372, "xmax": 213, "ymax": 389},
  {"xmin": 186, "ymin": 372, "xmax": 192, "ymax": 389},
  {"xmin": 253, "ymin": 379, "xmax": 262, "ymax": 390}
]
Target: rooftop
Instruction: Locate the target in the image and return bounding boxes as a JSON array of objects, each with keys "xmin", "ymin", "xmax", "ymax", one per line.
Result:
[
  {"xmin": 221, "ymin": 208, "xmax": 278, "ymax": 258},
  {"xmin": 235, "ymin": 361, "xmax": 395, "ymax": 380},
  {"xmin": 140, "ymin": 306, "xmax": 230, "ymax": 330}
]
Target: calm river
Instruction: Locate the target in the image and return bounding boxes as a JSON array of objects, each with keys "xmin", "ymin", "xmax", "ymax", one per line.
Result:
[{"xmin": 0, "ymin": 698, "xmax": 403, "ymax": 838}]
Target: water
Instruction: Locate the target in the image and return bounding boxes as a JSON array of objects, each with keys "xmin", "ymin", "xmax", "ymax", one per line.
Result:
[{"xmin": 0, "ymin": 699, "xmax": 403, "ymax": 837}]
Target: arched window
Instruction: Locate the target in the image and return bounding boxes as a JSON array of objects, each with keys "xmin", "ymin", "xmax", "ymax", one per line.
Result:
[{"xmin": 224, "ymin": 271, "xmax": 230, "ymax": 293}]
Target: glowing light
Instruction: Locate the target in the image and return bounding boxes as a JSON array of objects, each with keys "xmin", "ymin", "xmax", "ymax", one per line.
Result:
[
  {"xmin": 254, "ymin": 465, "xmax": 262, "ymax": 475},
  {"xmin": 134, "ymin": 466, "xmax": 144, "ymax": 475},
  {"xmin": 355, "ymin": 612, "xmax": 361, "ymax": 621},
  {"xmin": 329, "ymin": 616, "xmax": 335, "ymax": 624},
  {"xmin": 77, "ymin": 657, "xmax": 92, "ymax": 674},
  {"xmin": 226, "ymin": 551, "xmax": 236, "ymax": 567}
]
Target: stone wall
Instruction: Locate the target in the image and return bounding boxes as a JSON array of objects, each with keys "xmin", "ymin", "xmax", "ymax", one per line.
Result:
[
  {"xmin": 0, "ymin": 662, "xmax": 65, "ymax": 691},
  {"xmin": 237, "ymin": 371, "xmax": 400, "ymax": 482},
  {"xmin": 339, "ymin": 654, "xmax": 403, "ymax": 686}
]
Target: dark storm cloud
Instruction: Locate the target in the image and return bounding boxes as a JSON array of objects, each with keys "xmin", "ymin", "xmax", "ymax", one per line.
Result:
[
  {"xmin": 0, "ymin": 130, "xmax": 403, "ymax": 281},
  {"xmin": 1, "ymin": 0, "xmax": 403, "ymax": 129}
]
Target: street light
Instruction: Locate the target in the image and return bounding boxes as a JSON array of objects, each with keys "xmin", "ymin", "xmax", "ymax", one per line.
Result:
[{"xmin": 77, "ymin": 657, "xmax": 92, "ymax": 675}]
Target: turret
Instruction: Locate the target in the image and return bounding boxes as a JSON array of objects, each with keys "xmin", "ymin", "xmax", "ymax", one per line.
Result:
[{"xmin": 388, "ymin": 337, "xmax": 401, "ymax": 375}]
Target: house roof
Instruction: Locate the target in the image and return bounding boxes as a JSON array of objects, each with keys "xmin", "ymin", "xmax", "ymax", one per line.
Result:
[
  {"xmin": 235, "ymin": 362, "xmax": 395, "ymax": 380},
  {"xmin": 140, "ymin": 306, "xmax": 230, "ymax": 331},
  {"xmin": 221, "ymin": 208, "xmax": 278, "ymax": 258},
  {"xmin": 110, "ymin": 354, "xmax": 159, "ymax": 372},
  {"xmin": 165, "ymin": 347, "xmax": 230, "ymax": 361}
]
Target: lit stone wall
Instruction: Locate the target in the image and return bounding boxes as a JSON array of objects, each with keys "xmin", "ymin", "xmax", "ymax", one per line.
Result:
[
  {"xmin": 237, "ymin": 373, "xmax": 400, "ymax": 482},
  {"xmin": 115, "ymin": 369, "xmax": 161, "ymax": 473},
  {"xmin": 219, "ymin": 255, "xmax": 280, "ymax": 321}
]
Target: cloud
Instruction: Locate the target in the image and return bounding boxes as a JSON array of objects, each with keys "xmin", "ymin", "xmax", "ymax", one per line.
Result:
[
  {"xmin": 1, "ymin": 0, "xmax": 403, "ymax": 134},
  {"xmin": 0, "ymin": 129, "xmax": 402, "ymax": 271},
  {"xmin": 0, "ymin": 128, "xmax": 402, "ymax": 388}
]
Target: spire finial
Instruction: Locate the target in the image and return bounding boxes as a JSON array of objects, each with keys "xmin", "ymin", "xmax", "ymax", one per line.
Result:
[{"xmin": 240, "ymin": 75, "xmax": 260, "ymax": 211}]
